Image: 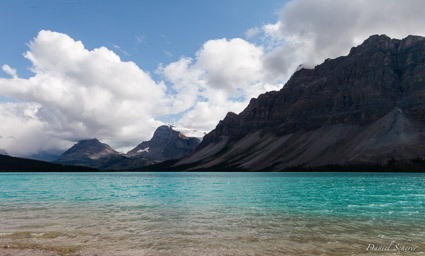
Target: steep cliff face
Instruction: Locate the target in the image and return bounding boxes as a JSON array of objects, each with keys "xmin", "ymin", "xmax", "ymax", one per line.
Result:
[
  {"xmin": 176, "ymin": 35, "xmax": 425, "ymax": 171},
  {"xmin": 127, "ymin": 125, "xmax": 201, "ymax": 162}
]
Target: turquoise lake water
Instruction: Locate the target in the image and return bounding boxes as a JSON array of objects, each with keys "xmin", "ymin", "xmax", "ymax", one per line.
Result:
[{"xmin": 0, "ymin": 172, "xmax": 424, "ymax": 255}]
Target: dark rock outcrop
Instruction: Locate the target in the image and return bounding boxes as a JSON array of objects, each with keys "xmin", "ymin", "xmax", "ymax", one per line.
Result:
[
  {"xmin": 127, "ymin": 125, "xmax": 201, "ymax": 162},
  {"xmin": 175, "ymin": 35, "xmax": 425, "ymax": 171}
]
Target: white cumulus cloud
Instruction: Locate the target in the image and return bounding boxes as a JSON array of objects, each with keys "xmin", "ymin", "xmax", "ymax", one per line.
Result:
[
  {"xmin": 245, "ymin": 27, "xmax": 260, "ymax": 39},
  {"xmin": 0, "ymin": 30, "xmax": 168, "ymax": 155},
  {"xmin": 0, "ymin": 32, "xmax": 277, "ymax": 155},
  {"xmin": 259, "ymin": 0, "xmax": 425, "ymax": 82},
  {"xmin": 2, "ymin": 65, "xmax": 17, "ymax": 78},
  {"xmin": 0, "ymin": 102, "xmax": 69, "ymax": 156},
  {"xmin": 159, "ymin": 38, "xmax": 281, "ymax": 131}
]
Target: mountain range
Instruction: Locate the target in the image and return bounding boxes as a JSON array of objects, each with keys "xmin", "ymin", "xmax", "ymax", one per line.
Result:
[
  {"xmin": 165, "ymin": 34, "xmax": 425, "ymax": 171},
  {"xmin": 54, "ymin": 125, "xmax": 200, "ymax": 170},
  {"xmin": 3, "ymin": 34, "xmax": 425, "ymax": 172}
]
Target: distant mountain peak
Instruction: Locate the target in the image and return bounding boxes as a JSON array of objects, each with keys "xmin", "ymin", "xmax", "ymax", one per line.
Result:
[
  {"xmin": 54, "ymin": 127, "xmax": 200, "ymax": 170},
  {"xmin": 23, "ymin": 150, "xmax": 62, "ymax": 162},
  {"xmin": 75, "ymin": 138, "xmax": 102, "ymax": 145},
  {"xmin": 57, "ymin": 138, "xmax": 119, "ymax": 166},
  {"xmin": 0, "ymin": 149, "xmax": 9, "ymax": 156},
  {"xmin": 127, "ymin": 125, "xmax": 201, "ymax": 161}
]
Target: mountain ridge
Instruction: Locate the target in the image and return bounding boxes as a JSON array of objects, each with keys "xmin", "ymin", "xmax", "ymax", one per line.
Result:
[
  {"xmin": 172, "ymin": 34, "xmax": 425, "ymax": 171},
  {"xmin": 54, "ymin": 125, "xmax": 200, "ymax": 170},
  {"xmin": 4, "ymin": 34, "xmax": 425, "ymax": 172}
]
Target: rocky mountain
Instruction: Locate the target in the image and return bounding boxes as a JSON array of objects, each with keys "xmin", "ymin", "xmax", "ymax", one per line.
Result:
[
  {"xmin": 172, "ymin": 35, "xmax": 425, "ymax": 171},
  {"xmin": 127, "ymin": 125, "xmax": 201, "ymax": 162},
  {"xmin": 55, "ymin": 138, "xmax": 135, "ymax": 169},
  {"xmin": 54, "ymin": 126, "xmax": 200, "ymax": 170}
]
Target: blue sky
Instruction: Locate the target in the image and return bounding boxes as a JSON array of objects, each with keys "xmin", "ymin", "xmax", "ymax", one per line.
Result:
[
  {"xmin": 0, "ymin": 0, "xmax": 287, "ymax": 79},
  {"xmin": 1, "ymin": 0, "xmax": 424, "ymax": 156}
]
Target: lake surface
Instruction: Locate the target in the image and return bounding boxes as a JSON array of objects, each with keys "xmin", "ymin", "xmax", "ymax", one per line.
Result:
[{"xmin": 0, "ymin": 172, "xmax": 424, "ymax": 255}]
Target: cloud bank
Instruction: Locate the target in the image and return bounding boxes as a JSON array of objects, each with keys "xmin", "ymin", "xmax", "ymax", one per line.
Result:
[
  {"xmin": 0, "ymin": 31, "xmax": 277, "ymax": 155},
  {"xmin": 260, "ymin": 0, "xmax": 425, "ymax": 82},
  {"xmin": 1, "ymin": 0, "xmax": 425, "ymax": 156},
  {"xmin": 0, "ymin": 31, "xmax": 168, "ymax": 155}
]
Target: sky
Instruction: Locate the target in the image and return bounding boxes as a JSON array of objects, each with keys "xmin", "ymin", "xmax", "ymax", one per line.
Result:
[
  {"xmin": 0, "ymin": 0, "xmax": 287, "ymax": 79},
  {"xmin": 1, "ymin": 0, "xmax": 425, "ymax": 157}
]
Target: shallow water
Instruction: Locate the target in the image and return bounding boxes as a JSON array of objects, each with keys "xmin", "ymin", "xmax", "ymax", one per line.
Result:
[{"xmin": 0, "ymin": 172, "xmax": 424, "ymax": 255}]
